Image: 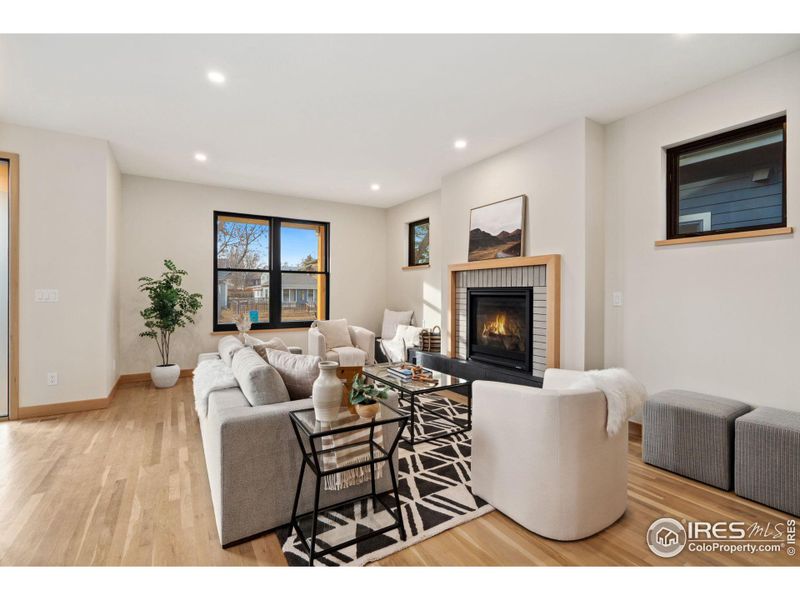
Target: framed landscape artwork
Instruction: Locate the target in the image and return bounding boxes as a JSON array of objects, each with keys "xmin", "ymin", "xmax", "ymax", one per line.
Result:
[{"xmin": 468, "ymin": 195, "xmax": 526, "ymax": 261}]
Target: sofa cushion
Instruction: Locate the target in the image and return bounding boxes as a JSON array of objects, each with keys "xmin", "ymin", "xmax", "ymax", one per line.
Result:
[
  {"xmin": 381, "ymin": 309, "xmax": 414, "ymax": 340},
  {"xmin": 218, "ymin": 335, "xmax": 245, "ymax": 367},
  {"xmin": 314, "ymin": 319, "xmax": 351, "ymax": 351},
  {"xmin": 251, "ymin": 339, "xmax": 291, "ymax": 362},
  {"xmin": 263, "ymin": 348, "xmax": 321, "ymax": 400},
  {"xmin": 231, "ymin": 347, "xmax": 290, "ymax": 407}
]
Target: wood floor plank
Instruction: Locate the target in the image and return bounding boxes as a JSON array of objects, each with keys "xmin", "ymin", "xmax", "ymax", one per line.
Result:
[{"xmin": 0, "ymin": 378, "xmax": 795, "ymax": 566}]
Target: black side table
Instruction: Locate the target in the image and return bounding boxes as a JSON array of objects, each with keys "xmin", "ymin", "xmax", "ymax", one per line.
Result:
[{"xmin": 288, "ymin": 401, "xmax": 408, "ymax": 566}]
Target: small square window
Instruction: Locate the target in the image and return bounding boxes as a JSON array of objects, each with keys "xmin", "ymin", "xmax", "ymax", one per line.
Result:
[
  {"xmin": 408, "ymin": 218, "xmax": 430, "ymax": 266},
  {"xmin": 666, "ymin": 116, "xmax": 786, "ymax": 239}
]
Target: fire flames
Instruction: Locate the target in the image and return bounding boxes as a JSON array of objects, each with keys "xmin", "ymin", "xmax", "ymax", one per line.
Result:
[{"xmin": 482, "ymin": 312, "xmax": 509, "ymax": 337}]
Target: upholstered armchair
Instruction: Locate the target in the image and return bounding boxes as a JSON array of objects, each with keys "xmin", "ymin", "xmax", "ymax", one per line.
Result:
[
  {"xmin": 471, "ymin": 369, "xmax": 628, "ymax": 541},
  {"xmin": 308, "ymin": 318, "xmax": 376, "ymax": 366}
]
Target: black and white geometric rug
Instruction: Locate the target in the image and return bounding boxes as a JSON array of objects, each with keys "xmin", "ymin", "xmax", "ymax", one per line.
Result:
[{"xmin": 277, "ymin": 395, "xmax": 494, "ymax": 566}]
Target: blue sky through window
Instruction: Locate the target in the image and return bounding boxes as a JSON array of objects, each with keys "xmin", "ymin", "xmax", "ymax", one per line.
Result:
[{"xmin": 281, "ymin": 225, "xmax": 320, "ymax": 270}]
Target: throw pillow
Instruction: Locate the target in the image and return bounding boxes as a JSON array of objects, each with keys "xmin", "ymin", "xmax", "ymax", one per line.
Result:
[
  {"xmin": 263, "ymin": 348, "xmax": 321, "ymax": 400},
  {"xmin": 242, "ymin": 333, "xmax": 289, "ymax": 353},
  {"xmin": 381, "ymin": 309, "xmax": 414, "ymax": 340},
  {"xmin": 231, "ymin": 347, "xmax": 290, "ymax": 407},
  {"xmin": 314, "ymin": 319, "xmax": 351, "ymax": 351},
  {"xmin": 218, "ymin": 335, "xmax": 245, "ymax": 367}
]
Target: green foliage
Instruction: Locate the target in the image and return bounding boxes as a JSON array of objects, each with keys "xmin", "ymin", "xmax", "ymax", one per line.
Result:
[
  {"xmin": 299, "ymin": 254, "xmax": 318, "ymax": 271},
  {"xmin": 348, "ymin": 373, "xmax": 388, "ymax": 406},
  {"xmin": 139, "ymin": 259, "xmax": 203, "ymax": 366}
]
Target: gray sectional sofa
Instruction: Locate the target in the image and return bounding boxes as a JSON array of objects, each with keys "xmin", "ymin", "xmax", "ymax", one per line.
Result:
[{"xmin": 195, "ymin": 338, "xmax": 399, "ymax": 547}]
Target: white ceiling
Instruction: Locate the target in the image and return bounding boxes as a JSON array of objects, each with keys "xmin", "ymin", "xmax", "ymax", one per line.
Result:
[{"xmin": 1, "ymin": 34, "xmax": 799, "ymax": 207}]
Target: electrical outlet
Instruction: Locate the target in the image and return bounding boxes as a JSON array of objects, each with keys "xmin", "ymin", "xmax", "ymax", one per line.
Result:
[
  {"xmin": 47, "ymin": 372, "xmax": 58, "ymax": 386},
  {"xmin": 612, "ymin": 292, "xmax": 623, "ymax": 307}
]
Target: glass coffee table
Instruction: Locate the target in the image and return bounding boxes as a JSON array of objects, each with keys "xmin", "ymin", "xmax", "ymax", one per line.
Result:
[
  {"xmin": 363, "ymin": 363, "xmax": 472, "ymax": 446},
  {"xmin": 288, "ymin": 401, "xmax": 408, "ymax": 566}
]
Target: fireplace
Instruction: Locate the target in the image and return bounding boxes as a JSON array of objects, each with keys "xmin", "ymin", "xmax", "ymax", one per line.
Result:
[{"xmin": 467, "ymin": 287, "xmax": 533, "ymax": 371}]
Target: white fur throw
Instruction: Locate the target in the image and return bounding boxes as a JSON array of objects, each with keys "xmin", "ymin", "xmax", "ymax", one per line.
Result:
[
  {"xmin": 193, "ymin": 358, "xmax": 237, "ymax": 417},
  {"xmin": 570, "ymin": 368, "xmax": 647, "ymax": 436}
]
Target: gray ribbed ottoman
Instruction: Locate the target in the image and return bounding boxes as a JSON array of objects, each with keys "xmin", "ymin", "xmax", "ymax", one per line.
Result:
[
  {"xmin": 643, "ymin": 390, "xmax": 751, "ymax": 490},
  {"xmin": 735, "ymin": 407, "xmax": 800, "ymax": 517}
]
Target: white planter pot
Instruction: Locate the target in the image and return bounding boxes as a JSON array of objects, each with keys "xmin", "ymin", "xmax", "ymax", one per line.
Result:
[
  {"xmin": 151, "ymin": 364, "xmax": 180, "ymax": 389},
  {"xmin": 312, "ymin": 361, "xmax": 343, "ymax": 422}
]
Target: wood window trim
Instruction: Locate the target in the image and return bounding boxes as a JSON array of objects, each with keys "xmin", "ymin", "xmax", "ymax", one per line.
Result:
[
  {"xmin": 401, "ymin": 264, "xmax": 430, "ymax": 271},
  {"xmin": 213, "ymin": 211, "xmax": 330, "ymax": 332},
  {"xmin": 665, "ymin": 116, "xmax": 787, "ymax": 241},
  {"xmin": 655, "ymin": 226, "xmax": 793, "ymax": 247},
  {"xmin": 408, "ymin": 217, "xmax": 430, "ymax": 267}
]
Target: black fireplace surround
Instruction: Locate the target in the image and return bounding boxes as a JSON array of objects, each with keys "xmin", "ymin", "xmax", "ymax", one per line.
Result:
[{"xmin": 467, "ymin": 287, "xmax": 533, "ymax": 372}]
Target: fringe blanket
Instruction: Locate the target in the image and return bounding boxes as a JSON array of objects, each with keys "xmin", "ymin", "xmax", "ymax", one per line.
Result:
[
  {"xmin": 572, "ymin": 368, "xmax": 647, "ymax": 436},
  {"xmin": 320, "ymin": 417, "xmax": 384, "ymax": 491},
  {"xmin": 192, "ymin": 358, "xmax": 237, "ymax": 417}
]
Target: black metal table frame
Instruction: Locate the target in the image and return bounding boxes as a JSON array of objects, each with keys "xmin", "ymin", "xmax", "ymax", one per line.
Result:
[
  {"xmin": 363, "ymin": 370, "xmax": 472, "ymax": 446},
  {"xmin": 288, "ymin": 401, "xmax": 408, "ymax": 566}
]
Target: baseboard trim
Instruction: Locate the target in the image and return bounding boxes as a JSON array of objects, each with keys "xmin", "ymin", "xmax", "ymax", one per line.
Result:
[
  {"xmin": 17, "ymin": 396, "xmax": 111, "ymax": 419},
  {"xmin": 15, "ymin": 369, "xmax": 193, "ymax": 421},
  {"xmin": 118, "ymin": 369, "xmax": 193, "ymax": 384}
]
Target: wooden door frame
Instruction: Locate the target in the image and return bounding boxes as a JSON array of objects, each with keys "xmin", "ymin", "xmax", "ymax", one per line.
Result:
[{"xmin": 0, "ymin": 152, "xmax": 19, "ymax": 420}]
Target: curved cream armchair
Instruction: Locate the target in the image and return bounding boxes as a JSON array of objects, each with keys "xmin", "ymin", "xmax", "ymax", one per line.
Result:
[{"xmin": 471, "ymin": 369, "xmax": 628, "ymax": 541}]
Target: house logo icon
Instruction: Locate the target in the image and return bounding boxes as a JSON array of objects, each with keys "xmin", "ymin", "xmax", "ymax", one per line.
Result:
[{"xmin": 647, "ymin": 518, "xmax": 687, "ymax": 558}]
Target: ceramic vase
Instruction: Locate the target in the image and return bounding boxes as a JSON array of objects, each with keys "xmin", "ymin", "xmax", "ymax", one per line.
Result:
[
  {"xmin": 151, "ymin": 364, "xmax": 180, "ymax": 388},
  {"xmin": 312, "ymin": 361, "xmax": 343, "ymax": 421}
]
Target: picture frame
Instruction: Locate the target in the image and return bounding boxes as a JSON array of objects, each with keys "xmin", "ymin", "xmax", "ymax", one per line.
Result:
[{"xmin": 468, "ymin": 195, "xmax": 527, "ymax": 262}]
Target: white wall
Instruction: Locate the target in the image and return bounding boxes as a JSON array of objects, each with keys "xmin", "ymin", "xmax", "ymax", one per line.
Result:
[
  {"xmin": 119, "ymin": 175, "xmax": 388, "ymax": 375},
  {"xmin": 439, "ymin": 118, "xmax": 603, "ymax": 370},
  {"xmin": 384, "ymin": 190, "xmax": 442, "ymax": 329},
  {"xmin": 604, "ymin": 50, "xmax": 800, "ymax": 411},
  {"xmin": 0, "ymin": 121, "xmax": 119, "ymax": 407}
]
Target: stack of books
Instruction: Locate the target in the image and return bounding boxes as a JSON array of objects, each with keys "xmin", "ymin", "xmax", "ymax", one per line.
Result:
[{"xmin": 387, "ymin": 366, "xmax": 414, "ymax": 380}]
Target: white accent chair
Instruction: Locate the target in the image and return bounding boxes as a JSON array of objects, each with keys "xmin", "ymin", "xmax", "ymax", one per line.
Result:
[
  {"xmin": 308, "ymin": 319, "xmax": 376, "ymax": 366},
  {"xmin": 471, "ymin": 368, "xmax": 628, "ymax": 541}
]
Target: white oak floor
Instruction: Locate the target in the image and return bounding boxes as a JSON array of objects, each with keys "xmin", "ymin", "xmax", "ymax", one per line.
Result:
[{"xmin": 0, "ymin": 378, "xmax": 795, "ymax": 566}]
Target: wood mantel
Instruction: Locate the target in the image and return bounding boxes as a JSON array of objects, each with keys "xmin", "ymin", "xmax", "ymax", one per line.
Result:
[{"xmin": 448, "ymin": 254, "xmax": 561, "ymax": 370}]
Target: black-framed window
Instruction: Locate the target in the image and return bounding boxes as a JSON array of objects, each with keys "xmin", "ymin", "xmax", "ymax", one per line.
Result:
[
  {"xmin": 214, "ymin": 211, "xmax": 329, "ymax": 331},
  {"xmin": 408, "ymin": 218, "xmax": 430, "ymax": 266},
  {"xmin": 666, "ymin": 116, "xmax": 786, "ymax": 240}
]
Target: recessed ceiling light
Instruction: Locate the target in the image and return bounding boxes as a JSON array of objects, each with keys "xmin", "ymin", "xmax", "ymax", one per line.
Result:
[
  {"xmin": 194, "ymin": 152, "xmax": 208, "ymax": 162},
  {"xmin": 207, "ymin": 71, "xmax": 226, "ymax": 84},
  {"xmin": 370, "ymin": 183, "xmax": 381, "ymax": 191},
  {"xmin": 454, "ymin": 139, "xmax": 468, "ymax": 149}
]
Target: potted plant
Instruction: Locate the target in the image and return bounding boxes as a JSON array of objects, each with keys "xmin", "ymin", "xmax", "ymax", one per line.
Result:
[
  {"xmin": 348, "ymin": 373, "xmax": 388, "ymax": 419},
  {"xmin": 139, "ymin": 259, "xmax": 203, "ymax": 388}
]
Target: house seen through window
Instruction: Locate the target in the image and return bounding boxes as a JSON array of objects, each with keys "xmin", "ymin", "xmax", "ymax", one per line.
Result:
[
  {"xmin": 214, "ymin": 211, "xmax": 329, "ymax": 331},
  {"xmin": 666, "ymin": 116, "xmax": 786, "ymax": 239}
]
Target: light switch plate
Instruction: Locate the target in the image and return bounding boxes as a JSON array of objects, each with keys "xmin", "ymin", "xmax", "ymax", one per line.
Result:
[
  {"xmin": 35, "ymin": 289, "xmax": 59, "ymax": 302},
  {"xmin": 612, "ymin": 292, "xmax": 623, "ymax": 307}
]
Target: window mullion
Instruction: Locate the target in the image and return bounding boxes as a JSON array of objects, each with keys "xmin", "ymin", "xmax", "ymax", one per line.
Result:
[{"xmin": 270, "ymin": 217, "xmax": 281, "ymax": 325}]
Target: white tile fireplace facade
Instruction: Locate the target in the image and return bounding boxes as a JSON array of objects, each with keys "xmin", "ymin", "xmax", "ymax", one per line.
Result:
[{"xmin": 454, "ymin": 265, "xmax": 548, "ymax": 378}]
